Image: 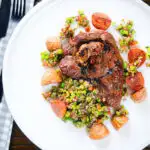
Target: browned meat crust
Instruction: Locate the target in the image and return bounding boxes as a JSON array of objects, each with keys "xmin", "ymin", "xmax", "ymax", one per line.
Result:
[{"xmin": 59, "ymin": 31, "xmax": 124, "ymax": 108}]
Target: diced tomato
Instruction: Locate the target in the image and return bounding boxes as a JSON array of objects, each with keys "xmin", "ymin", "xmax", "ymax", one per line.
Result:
[
  {"xmin": 128, "ymin": 48, "xmax": 146, "ymax": 67},
  {"xmin": 92, "ymin": 12, "xmax": 111, "ymax": 30},
  {"xmin": 85, "ymin": 26, "xmax": 91, "ymax": 32},
  {"xmin": 89, "ymin": 123, "xmax": 109, "ymax": 140},
  {"xmin": 111, "ymin": 115, "xmax": 128, "ymax": 130},
  {"xmin": 88, "ymin": 86, "xmax": 94, "ymax": 91},
  {"xmin": 131, "ymin": 88, "xmax": 146, "ymax": 103},
  {"xmin": 126, "ymin": 72, "xmax": 144, "ymax": 91},
  {"xmin": 50, "ymin": 100, "xmax": 66, "ymax": 118}
]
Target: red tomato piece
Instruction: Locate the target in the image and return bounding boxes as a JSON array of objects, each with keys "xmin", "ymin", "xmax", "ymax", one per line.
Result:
[
  {"xmin": 92, "ymin": 12, "xmax": 111, "ymax": 30},
  {"xmin": 128, "ymin": 48, "xmax": 146, "ymax": 67},
  {"xmin": 50, "ymin": 100, "xmax": 66, "ymax": 118},
  {"xmin": 126, "ymin": 72, "xmax": 144, "ymax": 91}
]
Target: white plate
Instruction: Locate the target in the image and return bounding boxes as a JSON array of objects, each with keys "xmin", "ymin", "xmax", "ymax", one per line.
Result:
[{"xmin": 3, "ymin": 0, "xmax": 150, "ymax": 150}]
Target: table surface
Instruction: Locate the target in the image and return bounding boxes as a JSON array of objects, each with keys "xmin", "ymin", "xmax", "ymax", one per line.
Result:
[{"xmin": 9, "ymin": 0, "xmax": 150, "ymax": 149}]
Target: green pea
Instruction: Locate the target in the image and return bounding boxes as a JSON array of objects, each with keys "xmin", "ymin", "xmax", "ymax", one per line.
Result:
[
  {"xmin": 66, "ymin": 17, "xmax": 75, "ymax": 24},
  {"xmin": 57, "ymin": 49, "xmax": 63, "ymax": 55},
  {"xmin": 96, "ymin": 98, "xmax": 101, "ymax": 102},
  {"xmin": 117, "ymin": 25, "xmax": 123, "ymax": 30},
  {"xmin": 130, "ymin": 65, "xmax": 136, "ymax": 72},
  {"xmin": 123, "ymin": 61, "xmax": 127, "ymax": 69},
  {"xmin": 60, "ymin": 82, "xmax": 65, "ymax": 88},
  {"xmin": 116, "ymin": 111, "xmax": 120, "ymax": 116},
  {"xmin": 111, "ymin": 22, "xmax": 116, "ymax": 26},
  {"xmin": 120, "ymin": 30, "xmax": 129, "ymax": 36},
  {"xmin": 131, "ymin": 29, "xmax": 136, "ymax": 35},
  {"xmin": 78, "ymin": 10, "xmax": 84, "ymax": 16},
  {"xmin": 127, "ymin": 24, "xmax": 132, "ymax": 30}
]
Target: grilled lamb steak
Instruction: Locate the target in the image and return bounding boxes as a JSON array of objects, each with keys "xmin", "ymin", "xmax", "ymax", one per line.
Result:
[{"xmin": 59, "ymin": 31, "xmax": 124, "ymax": 108}]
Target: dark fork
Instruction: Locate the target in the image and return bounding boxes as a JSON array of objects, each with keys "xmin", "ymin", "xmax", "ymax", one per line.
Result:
[{"xmin": 11, "ymin": 0, "xmax": 26, "ymax": 20}]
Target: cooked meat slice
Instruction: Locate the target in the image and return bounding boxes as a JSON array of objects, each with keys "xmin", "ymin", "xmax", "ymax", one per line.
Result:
[
  {"xmin": 61, "ymin": 39, "xmax": 74, "ymax": 55},
  {"xmin": 76, "ymin": 42, "xmax": 104, "ymax": 64},
  {"xmin": 100, "ymin": 32, "xmax": 117, "ymax": 48},
  {"xmin": 59, "ymin": 56, "xmax": 82, "ymax": 78},
  {"xmin": 59, "ymin": 31, "xmax": 125, "ymax": 108},
  {"xmin": 70, "ymin": 30, "xmax": 105, "ymax": 47},
  {"xmin": 99, "ymin": 67, "xmax": 124, "ymax": 108}
]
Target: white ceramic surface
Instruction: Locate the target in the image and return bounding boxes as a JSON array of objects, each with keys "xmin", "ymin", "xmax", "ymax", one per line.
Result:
[{"xmin": 3, "ymin": 0, "xmax": 150, "ymax": 150}]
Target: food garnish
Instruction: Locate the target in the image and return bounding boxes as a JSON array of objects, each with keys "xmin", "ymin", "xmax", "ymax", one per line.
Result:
[
  {"xmin": 115, "ymin": 105, "xmax": 128, "ymax": 116},
  {"xmin": 41, "ymin": 49, "xmax": 63, "ymax": 67},
  {"xmin": 146, "ymin": 46, "xmax": 150, "ymax": 67},
  {"xmin": 60, "ymin": 10, "xmax": 90, "ymax": 39},
  {"xmin": 114, "ymin": 20, "xmax": 137, "ymax": 52},
  {"xmin": 49, "ymin": 77, "xmax": 110, "ymax": 128}
]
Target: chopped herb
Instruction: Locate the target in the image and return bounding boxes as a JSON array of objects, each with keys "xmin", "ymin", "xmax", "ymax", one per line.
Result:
[
  {"xmin": 123, "ymin": 61, "xmax": 128, "ymax": 69},
  {"xmin": 111, "ymin": 21, "xmax": 116, "ymax": 26},
  {"xmin": 41, "ymin": 49, "xmax": 63, "ymax": 67},
  {"xmin": 115, "ymin": 105, "xmax": 128, "ymax": 116},
  {"xmin": 60, "ymin": 10, "xmax": 90, "ymax": 39},
  {"xmin": 66, "ymin": 17, "xmax": 75, "ymax": 25},
  {"xmin": 146, "ymin": 46, "xmax": 150, "ymax": 60},
  {"xmin": 115, "ymin": 20, "xmax": 137, "ymax": 52}
]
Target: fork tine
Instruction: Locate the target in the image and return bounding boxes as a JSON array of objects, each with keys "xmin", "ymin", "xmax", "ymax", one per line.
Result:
[
  {"xmin": 18, "ymin": 0, "xmax": 22, "ymax": 19},
  {"xmin": 22, "ymin": 0, "xmax": 26, "ymax": 17},
  {"xmin": 12, "ymin": 0, "xmax": 26, "ymax": 20},
  {"xmin": 15, "ymin": 0, "xmax": 19, "ymax": 18},
  {"xmin": 12, "ymin": 0, "xmax": 16, "ymax": 18}
]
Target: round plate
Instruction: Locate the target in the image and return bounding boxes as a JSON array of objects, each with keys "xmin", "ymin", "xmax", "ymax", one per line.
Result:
[{"xmin": 3, "ymin": 0, "xmax": 150, "ymax": 149}]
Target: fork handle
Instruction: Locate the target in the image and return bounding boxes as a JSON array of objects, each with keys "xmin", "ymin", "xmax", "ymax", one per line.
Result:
[{"xmin": 0, "ymin": 71, "xmax": 3, "ymax": 103}]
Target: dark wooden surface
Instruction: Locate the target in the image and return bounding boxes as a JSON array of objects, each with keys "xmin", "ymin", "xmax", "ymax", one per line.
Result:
[
  {"xmin": 9, "ymin": 122, "xmax": 40, "ymax": 150},
  {"xmin": 9, "ymin": 0, "xmax": 150, "ymax": 150}
]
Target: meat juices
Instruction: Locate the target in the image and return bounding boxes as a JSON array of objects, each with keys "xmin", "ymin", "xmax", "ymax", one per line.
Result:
[{"xmin": 59, "ymin": 31, "xmax": 125, "ymax": 108}]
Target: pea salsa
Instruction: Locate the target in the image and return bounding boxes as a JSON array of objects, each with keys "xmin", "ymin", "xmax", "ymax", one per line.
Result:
[{"xmin": 49, "ymin": 77, "xmax": 110, "ymax": 128}]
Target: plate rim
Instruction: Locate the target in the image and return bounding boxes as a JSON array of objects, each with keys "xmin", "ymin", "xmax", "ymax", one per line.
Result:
[{"xmin": 2, "ymin": 0, "xmax": 150, "ymax": 149}]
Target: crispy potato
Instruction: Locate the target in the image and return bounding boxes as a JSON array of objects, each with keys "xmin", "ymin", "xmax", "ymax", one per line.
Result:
[
  {"xmin": 89, "ymin": 123, "xmax": 109, "ymax": 140},
  {"xmin": 131, "ymin": 87, "xmax": 146, "ymax": 103},
  {"xmin": 111, "ymin": 115, "xmax": 128, "ymax": 130},
  {"xmin": 46, "ymin": 36, "xmax": 61, "ymax": 51},
  {"xmin": 50, "ymin": 100, "xmax": 66, "ymax": 118},
  {"xmin": 41, "ymin": 69, "xmax": 62, "ymax": 85}
]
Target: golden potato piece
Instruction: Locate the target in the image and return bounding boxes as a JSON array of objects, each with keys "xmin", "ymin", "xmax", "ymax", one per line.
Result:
[
  {"xmin": 41, "ymin": 69, "xmax": 62, "ymax": 85},
  {"xmin": 50, "ymin": 99, "xmax": 66, "ymax": 118},
  {"xmin": 111, "ymin": 115, "xmax": 128, "ymax": 130},
  {"xmin": 131, "ymin": 88, "xmax": 146, "ymax": 103},
  {"xmin": 89, "ymin": 123, "xmax": 109, "ymax": 140},
  {"xmin": 46, "ymin": 36, "xmax": 61, "ymax": 51}
]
